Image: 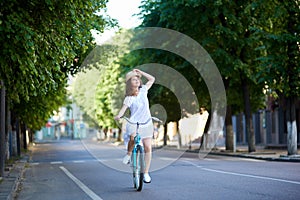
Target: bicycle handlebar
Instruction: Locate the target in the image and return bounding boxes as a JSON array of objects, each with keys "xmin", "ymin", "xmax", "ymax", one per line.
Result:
[
  {"xmin": 122, "ymin": 116, "xmax": 162, "ymax": 125},
  {"xmin": 151, "ymin": 117, "xmax": 163, "ymax": 123}
]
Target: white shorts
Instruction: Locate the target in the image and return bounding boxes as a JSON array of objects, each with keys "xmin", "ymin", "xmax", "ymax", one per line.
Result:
[{"xmin": 124, "ymin": 121, "xmax": 153, "ymax": 145}]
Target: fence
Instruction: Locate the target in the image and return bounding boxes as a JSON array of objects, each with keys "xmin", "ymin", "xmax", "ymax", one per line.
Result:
[{"xmin": 232, "ymin": 108, "xmax": 300, "ymax": 146}]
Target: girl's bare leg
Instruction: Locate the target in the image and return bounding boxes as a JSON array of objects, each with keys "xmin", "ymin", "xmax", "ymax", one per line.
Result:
[
  {"xmin": 143, "ymin": 137, "xmax": 152, "ymax": 173},
  {"xmin": 123, "ymin": 134, "xmax": 135, "ymax": 164},
  {"xmin": 127, "ymin": 135, "xmax": 135, "ymax": 155}
]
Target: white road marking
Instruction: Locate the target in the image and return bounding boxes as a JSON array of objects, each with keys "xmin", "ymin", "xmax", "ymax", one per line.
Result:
[
  {"xmin": 73, "ymin": 160, "xmax": 86, "ymax": 163},
  {"xmin": 202, "ymin": 158, "xmax": 218, "ymax": 161},
  {"xmin": 181, "ymin": 160, "xmax": 203, "ymax": 168},
  {"xmin": 30, "ymin": 160, "xmax": 98, "ymax": 165},
  {"xmin": 50, "ymin": 161, "xmax": 63, "ymax": 164},
  {"xmin": 60, "ymin": 166, "xmax": 103, "ymax": 200},
  {"xmin": 30, "ymin": 162, "xmax": 40, "ymax": 165},
  {"xmin": 202, "ymin": 168, "xmax": 300, "ymax": 185},
  {"xmin": 159, "ymin": 157, "xmax": 177, "ymax": 161},
  {"xmin": 233, "ymin": 157, "xmax": 266, "ymax": 162},
  {"xmin": 181, "ymin": 159, "xmax": 300, "ymax": 185}
]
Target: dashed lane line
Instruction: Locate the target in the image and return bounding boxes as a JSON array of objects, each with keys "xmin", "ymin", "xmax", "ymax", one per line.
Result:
[
  {"xmin": 50, "ymin": 161, "xmax": 63, "ymax": 164},
  {"xmin": 73, "ymin": 160, "xmax": 86, "ymax": 163},
  {"xmin": 31, "ymin": 157, "xmax": 172, "ymax": 165},
  {"xmin": 30, "ymin": 159, "xmax": 97, "ymax": 165},
  {"xmin": 60, "ymin": 166, "xmax": 103, "ymax": 200}
]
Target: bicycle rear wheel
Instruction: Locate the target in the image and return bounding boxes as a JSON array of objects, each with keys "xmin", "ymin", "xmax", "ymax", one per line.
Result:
[{"xmin": 132, "ymin": 145, "xmax": 145, "ymax": 191}]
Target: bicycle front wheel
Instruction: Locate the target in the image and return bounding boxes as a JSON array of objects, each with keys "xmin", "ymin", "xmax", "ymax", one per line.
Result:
[{"xmin": 132, "ymin": 145, "xmax": 145, "ymax": 191}]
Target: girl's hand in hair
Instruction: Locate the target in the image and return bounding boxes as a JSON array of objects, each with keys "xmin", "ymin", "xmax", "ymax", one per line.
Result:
[{"xmin": 133, "ymin": 69, "xmax": 142, "ymax": 76}]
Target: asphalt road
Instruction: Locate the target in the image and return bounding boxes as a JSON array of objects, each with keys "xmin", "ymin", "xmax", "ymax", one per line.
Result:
[{"xmin": 16, "ymin": 139, "xmax": 300, "ymax": 200}]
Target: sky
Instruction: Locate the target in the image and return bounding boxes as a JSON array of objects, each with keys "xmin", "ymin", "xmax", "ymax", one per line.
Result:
[
  {"xmin": 93, "ymin": 0, "xmax": 142, "ymax": 44},
  {"xmin": 107, "ymin": 0, "xmax": 142, "ymax": 28}
]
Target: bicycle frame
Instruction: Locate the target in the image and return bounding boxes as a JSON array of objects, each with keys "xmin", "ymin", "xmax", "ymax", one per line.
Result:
[
  {"xmin": 132, "ymin": 124, "xmax": 145, "ymax": 172},
  {"xmin": 123, "ymin": 117, "xmax": 147, "ymax": 191},
  {"xmin": 122, "ymin": 117, "xmax": 162, "ymax": 191}
]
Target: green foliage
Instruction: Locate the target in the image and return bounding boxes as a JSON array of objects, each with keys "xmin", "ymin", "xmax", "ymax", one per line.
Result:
[
  {"xmin": 13, "ymin": 81, "xmax": 68, "ymax": 130},
  {"xmin": 138, "ymin": 0, "xmax": 266, "ymax": 116},
  {"xmin": 0, "ymin": 0, "xmax": 113, "ymax": 130},
  {"xmin": 95, "ymin": 63, "xmax": 123, "ymax": 128},
  {"xmin": 72, "ymin": 62, "xmax": 123, "ymax": 128},
  {"xmin": 73, "ymin": 0, "xmax": 299, "ymax": 130},
  {"xmin": 72, "ymin": 67, "xmax": 102, "ymax": 125},
  {"xmin": 71, "ymin": 32, "xmax": 131, "ymax": 128},
  {"xmin": 252, "ymin": 0, "xmax": 300, "ymax": 98}
]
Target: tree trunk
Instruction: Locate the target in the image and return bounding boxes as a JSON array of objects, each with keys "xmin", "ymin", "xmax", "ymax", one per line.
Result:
[
  {"xmin": 117, "ymin": 127, "xmax": 122, "ymax": 142},
  {"xmin": 163, "ymin": 123, "xmax": 168, "ymax": 146},
  {"xmin": 284, "ymin": 1, "xmax": 298, "ymax": 155},
  {"xmin": 10, "ymin": 112, "xmax": 18, "ymax": 156},
  {"xmin": 176, "ymin": 121, "xmax": 182, "ymax": 148},
  {"xmin": 240, "ymin": 74, "xmax": 256, "ymax": 152},
  {"xmin": 21, "ymin": 123, "xmax": 27, "ymax": 150},
  {"xmin": 16, "ymin": 119, "xmax": 21, "ymax": 156},
  {"xmin": 200, "ymin": 113, "xmax": 211, "ymax": 150},
  {"xmin": 0, "ymin": 80, "xmax": 6, "ymax": 177},
  {"xmin": 223, "ymin": 79, "xmax": 234, "ymax": 151},
  {"xmin": 225, "ymin": 105, "xmax": 235, "ymax": 151},
  {"xmin": 286, "ymin": 97, "xmax": 297, "ymax": 155},
  {"xmin": 5, "ymin": 101, "xmax": 10, "ymax": 160},
  {"xmin": 29, "ymin": 129, "xmax": 33, "ymax": 143}
]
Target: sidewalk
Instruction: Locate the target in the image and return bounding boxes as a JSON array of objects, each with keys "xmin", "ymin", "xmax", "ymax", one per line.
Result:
[
  {"xmin": 158, "ymin": 138, "xmax": 300, "ymax": 162},
  {"xmin": 0, "ymin": 154, "xmax": 29, "ymax": 200},
  {"xmin": 164, "ymin": 144, "xmax": 300, "ymax": 162}
]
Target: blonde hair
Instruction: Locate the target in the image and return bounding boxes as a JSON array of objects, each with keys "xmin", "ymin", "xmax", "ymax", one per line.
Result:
[{"xmin": 125, "ymin": 76, "xmax": 143, "ymax": 96}]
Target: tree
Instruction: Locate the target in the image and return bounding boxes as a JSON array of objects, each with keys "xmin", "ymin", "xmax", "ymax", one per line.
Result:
[
  {"xmin": 0, "ymin": 81, "xmax": 5, "ymax": 176},
  {"xmin": 0, "ymin": 0, "xmax": 113, "ymax": 176},
  {"xmin": 72, "ymin": 67, "xmax": 102, "ymax": 126},
  {"xmin": 0, "ymin": 0, "xmax": 113, "ymax": 126},
  {"xmin": 0, "ymin": 0, "xmax": 111, "ymax": 102},
  {"xmin": 95, "ymin": 63, "xmax": 122, "ymax": 128},
  {"xmin": 71, "ymin": 31, "xmax": 133, "ymax": 129},
  {"xmin": 137, "ymin": 0, "xmax": 266, "ymax": 151},
  {"xmin": 253, "ymin": 0, "xmax": 300, "ymax": 155}
]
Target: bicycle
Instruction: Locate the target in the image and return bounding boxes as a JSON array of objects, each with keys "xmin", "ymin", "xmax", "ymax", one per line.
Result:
[{"xmin": 122, "ymin": 116, "xmax": 162, "ymax": 191}]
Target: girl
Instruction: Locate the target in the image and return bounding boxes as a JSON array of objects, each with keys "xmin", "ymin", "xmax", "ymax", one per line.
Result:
[{"xmin": 114, "ymin": 69, "xmax": 155, "ymax": 183}]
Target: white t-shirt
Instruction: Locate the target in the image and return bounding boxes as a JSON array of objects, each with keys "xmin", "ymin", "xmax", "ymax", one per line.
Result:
[{"xmin": 123, "ymin": 85, "xmax": 151, "ymax": 124}]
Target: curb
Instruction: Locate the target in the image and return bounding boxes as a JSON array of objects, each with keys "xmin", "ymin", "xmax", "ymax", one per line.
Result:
[
  {"xmin": 161, "ymin": 146, "xmax": 300, "ymax": 163},
  {"xmin": 208, "ymin": 152, "xmax": 300, "ymax": 162}
]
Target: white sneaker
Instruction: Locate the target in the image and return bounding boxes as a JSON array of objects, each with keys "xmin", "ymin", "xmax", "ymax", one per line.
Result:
[
  {"xmin": 143, "ymin": 173, "xmax": 151, "ymax": 183},
  {"xmin": 122, "ymin": 154, "xmax": 131, "ymax": 164}
]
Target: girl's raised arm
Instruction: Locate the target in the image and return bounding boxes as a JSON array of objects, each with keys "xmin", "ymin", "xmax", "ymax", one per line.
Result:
[{"xmin": 133, "ymin": 69, "xmax": 155, "ymax": 90}]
